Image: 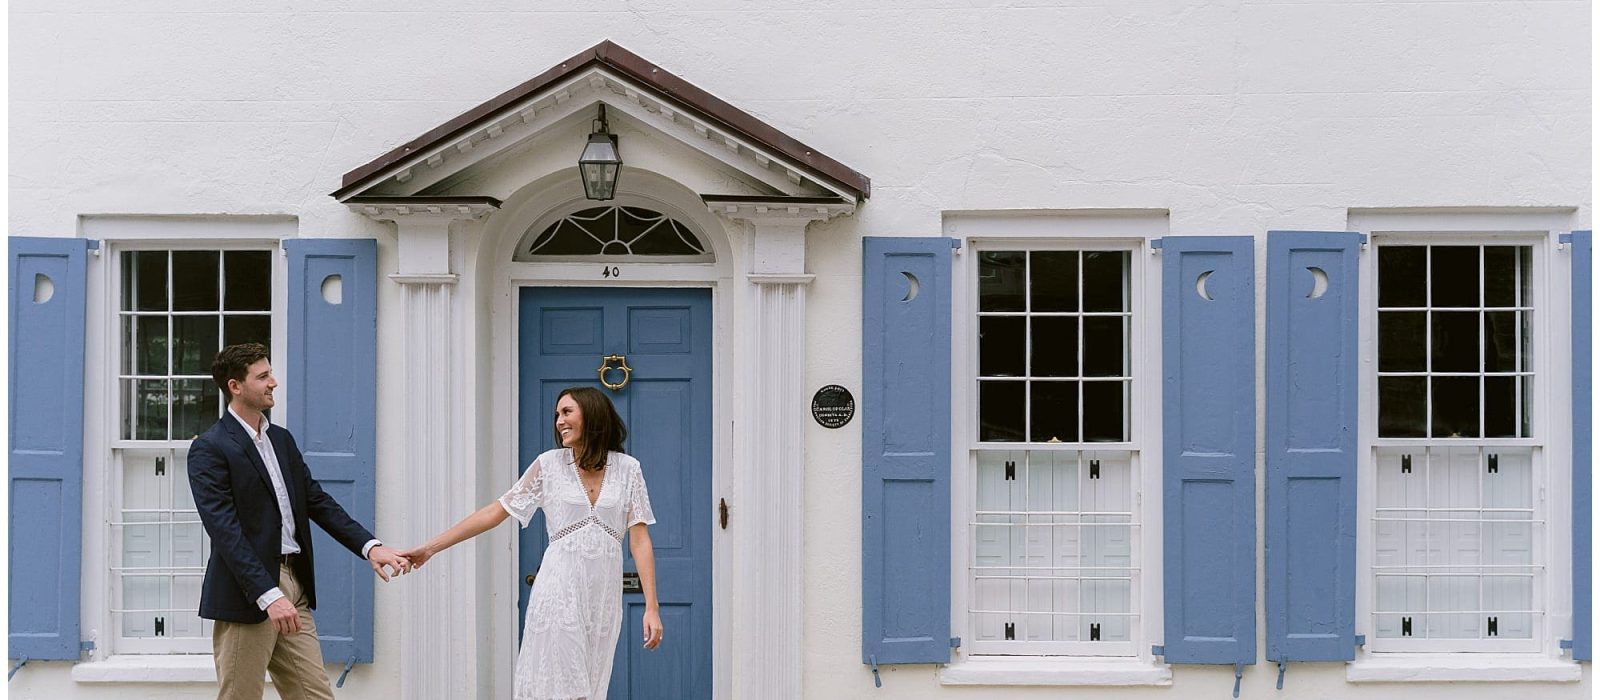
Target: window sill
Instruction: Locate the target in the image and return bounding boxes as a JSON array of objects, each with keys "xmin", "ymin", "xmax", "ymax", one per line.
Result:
[
  {"xmin": 1346, "ymin": 654, "xmax": 1583, "ymax": 683},
  {"xmin": 72, "ymin": 655, "xmax": 225, "ymax": 684},
  {"xmin": 939, "ymin": 656, "xmax": 1172, "ymax": 686}
]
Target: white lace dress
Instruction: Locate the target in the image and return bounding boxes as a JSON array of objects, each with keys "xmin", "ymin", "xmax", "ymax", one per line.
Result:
[{"xmin": 498, "ymin": 448, "xmax": 656, "ymax": 700}]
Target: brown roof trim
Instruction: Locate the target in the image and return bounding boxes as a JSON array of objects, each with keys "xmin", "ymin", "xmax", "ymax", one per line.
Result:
[
  {"xmin": 345, "ymin": 195, "xmax": 505, "ymax": 207},
  {"xmin": 333, "ymin": 41, "xmax": 870, "ymax": 202},
  {"xmin": 701, "ymin": 195, "xmax": 850, "ymax": 205}
]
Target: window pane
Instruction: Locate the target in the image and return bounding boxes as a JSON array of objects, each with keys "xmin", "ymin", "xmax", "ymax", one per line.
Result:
[
  {"xmin": 132, "ymin": 251, "xmax": 168, "ymax": 312},
  {"xmin": 1029, "ymin": 381, "xmax": 1078, "ymax": 443},
  {"xmin": 1430, "ymin": 376, "xmax": 1480, "ymax": 438},
  {"xmin": 1081, "ymin": 316, "xmax": 1126, "ymax": 378},
  {"xmin": 1483, "ymin": 311, "xmax": 1518, "ymax": 373},
  {"xmin": 172, "ymin": 379, "xmax": 218, "ymax": 440},
  {"xmin": 979, "ymin": 380, "xmax": 1026, "ymax": 442},
  {"xmin": 1430, "ymin": 246, "xmax": 1479, "ymax": 308},
  {"xmin": 126, "ymin": 316, "xmax": 169, "ymax": 376},
  {"xmin": 1081, "ymin": 251, "xmax": 1127, "ymax": 312},
  {"xmin": 224, "ymin": 315, "xmax": 272, "ymax": 349},
  {"xmin": 1430, "ymin": 311, "xmax": 1478, "ymax": 373},
  {"xmin": 1378, "ymin": 376, "xmax": 1427, "ymax": 438},
  {"xmin": 223, "ymin": 251, "xmax": 272, "ymax": 311},
  {"xmin": 1519, "ymin": 311, "xmax": 1534, "ymax": 372},
  {"xmin": 980, "ymin": 316, "xmax": 1025, "ymax": 377},
  {"xmin": 1030, "ymin": 316, "xmax": 1077, "ymax": 377},
  {"xmin": 1483, "ymin": 376, "xmax": 1518, "ymax": 438},
  {"xmin": 1030, "ymin": 251, "xmax": 1079, "ymax": 312},
  {"xmin": 172, "ymin": 251, "xmax": 220, "ymax": 312},
  {"xmin": 1483, "ymin": 246, "xmax": 1518, "ymax": 308},
  {"xmin": 125, "ymin": 379, "xmax": 169, "ymax": 440},
  {"xmin": 979, "ymin": 252, "xmax": 1026, "ymax": 312},
  {"xmin": 1378, "ymin": 247, "xmax": 1425, "ymax": 308},
  {"xmin": 1378, "ymin": 311, "xmax": 1425, "ymax": 372},
  {"xmin": 1082, "ymin": 381, "xmax": 1127, "ymax": 442},
  {"xmin": 174, "ymin": 316, "xmax": 219, "ymax": 376}
]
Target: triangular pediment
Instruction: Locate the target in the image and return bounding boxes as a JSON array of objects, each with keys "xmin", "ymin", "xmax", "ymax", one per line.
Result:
[{"xmin": 331, "ymin": 41, "xmax": 869, "ymax": 204}]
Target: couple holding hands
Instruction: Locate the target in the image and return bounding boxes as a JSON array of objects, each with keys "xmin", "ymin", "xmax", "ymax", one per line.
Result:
[{"xmin": 190, "ymin": 343, "xmax": 661, "ymax": 700}]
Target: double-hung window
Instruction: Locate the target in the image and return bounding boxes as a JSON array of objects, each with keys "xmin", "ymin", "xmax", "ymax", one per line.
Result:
[
  {"xmin": 964, "ymin": 243, "xmax": 1148, "ymax": 657},
  {"xmin": 1367, "ymin": 238, "xmax": 1552, "ymax": 653},
  {"xmin": 111, "ymin": 246, "xmax": 275, "ymax": 654}
]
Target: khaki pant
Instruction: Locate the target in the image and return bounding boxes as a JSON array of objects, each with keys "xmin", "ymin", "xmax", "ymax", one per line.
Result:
[{"xmin": 212, "ymin": 561, "xmax": 334, "ymax": 700}]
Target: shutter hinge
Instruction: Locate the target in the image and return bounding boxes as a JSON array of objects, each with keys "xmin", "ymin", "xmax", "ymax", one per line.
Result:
[
  {"xmin": 1233, "ymin": 662, "xmax": 1244, "ymax": 698},
  {"xmin": 1089, "ymin": 459, "xmax": 1101, "ymax": 479},
  {"xmin": 1359, "ymin": 233, "xmax": 1370, "ymax": 246},
  {"xmin": 1090, "ymin": 622, "xmax": 1101, "ymax": 641},
  {"xmin": 1560, "ymin": 639, "xmax": 1574, "ymax": 651},
  {"xmin": 1354, "ymin": 634, "xmax": 1366, "ymax": 647},
  {"xmin": 1402, "ymin": 617, "xmax": 1413, "ymax": 636},
  {"xmin": 1401, "ymin": 454, "xmax": 1412, "ymax": 473},
  {"xmin": 1559, "ymin": 233, "xmax": 1574, "ymax": 245},
  {"xmin": 87, "ymin": 239, "xmax": 102, "ymax": 256},
  {"xmin": 1004, "ymin": 622, "xmax": 1015, "ymax": 640},
  {"xmin": 1487, "ymin": 616, "xmax": 1499, "ymax": 636},
  {"xmin": 8, "ymin": 657, "xmax": 27, "ymax": 680},
  {"xmin": 1004, "ymin": 460, "xmax": 1016, "ymax": 481},
  {"xmin": 336, "ymin": 657, "xmax": 356, "ymax": 688},
  {"xmin": 949, "ymin": 238, "xmax": 962, "ymax": 250},
  {"xmin": 719, "ymin": 498, "xmax": 729, "ymax": 530},
  {"xmin": 1487, "ymin": 454, "xmax": 1498, "ymax": 474},
  {"xmin": 1151, "ymin": 644, "xmax": 1165, "ymax": 657},
  {"xmin": 1276, "ymin": 661, "xmax": 1286, "ymax": 689},
  {"xmin": 1149, "ymin": 238, "xmax": 1164, "ymax": 252},
  {"xmin": 868, "ymin": 655, "xmax": 881, "ymax": 688},
  {"xmin": 154, "ymin": 616, "xmax": 165, "ymax": 636},
  {"xmin": 155, "ymin": 457, "xmax": 166, "ymax": 476},
  {"xmin": 949, "ymin": 637, "xmax": 961, "ymax": 649}
]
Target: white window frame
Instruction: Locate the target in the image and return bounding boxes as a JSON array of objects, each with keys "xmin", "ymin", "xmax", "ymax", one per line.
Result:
[
  {"xmin": 76, "ymin": 217, "xmax": 292, "ymax": 672},
  {"xmin": 1353, "ymin": 213, "xmax": 1575, "ymax": 665},
  {"xmin": 942, "ymin": 211, "xmax": 1167, "ymax": 684}
]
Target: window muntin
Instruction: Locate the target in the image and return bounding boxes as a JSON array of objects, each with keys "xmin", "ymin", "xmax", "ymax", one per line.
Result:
[
  {"xmin": 119, "ymin": 250, "xmax": 272, "ymax": 441},
  {"xmin": 968, "ymin": 244, "xmax": 1143, "ymax": 657},
  {"xmin": 970, "ymin": 449, "xmax": 1139, "ymax": 655},
  {"xmin": 516, "ymin": 206, "xmax": 711, "ymax": 261},
  {"xmin": 978, "ymin": 250, "xmax": 1131, "ymax": 444},
  {"xmin": 1377, "ymin": 245, "xmax": 1533, "ymax": 439},
  {"xmin": 112, "ymin": 247, "xmax": 274, "ymax": 653}
]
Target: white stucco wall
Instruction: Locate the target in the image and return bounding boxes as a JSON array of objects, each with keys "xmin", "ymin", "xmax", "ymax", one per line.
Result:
[{"xmin": 9, "ymin": 1, "xmax": 1589, "ymax": 698}]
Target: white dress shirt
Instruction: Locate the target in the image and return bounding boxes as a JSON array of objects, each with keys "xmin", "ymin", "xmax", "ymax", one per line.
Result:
[{"xmin": 229, "ymin": 407, "xmax": 380, "ymax": 611}]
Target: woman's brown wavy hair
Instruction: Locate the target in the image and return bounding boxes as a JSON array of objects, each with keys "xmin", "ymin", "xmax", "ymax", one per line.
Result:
[{"xmin": 555, "ymin": 386, "xmax": 627, "ymax": 472}]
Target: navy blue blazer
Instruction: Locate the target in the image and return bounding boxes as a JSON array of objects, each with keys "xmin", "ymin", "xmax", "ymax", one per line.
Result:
[{"xmin": 187, "ymin": 414, "xmax": 375, "ymax": 623}]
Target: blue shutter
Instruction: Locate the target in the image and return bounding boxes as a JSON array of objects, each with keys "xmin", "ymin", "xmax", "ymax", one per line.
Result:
[
  {"xmin": 285, "ymin": 239, "xmax": 377, "ymax": 663},
  {"xmin": 862, "ymin": 236, "xmax": 954, "ymax": 667},
  {"xmin": 8, "ymin": 237, "xmax": 90, "ymax": 661},
  {"xmin": 1160, "ymin": 236, "xmax": 1257, "ymax": 666},
  {"xmin": 1265, "ymin": 232, "xmax": 1359, "ymax": 663},
  {"xmin": 1571, "ymin": 230, "xmax": 1591, "ymax": 662}
]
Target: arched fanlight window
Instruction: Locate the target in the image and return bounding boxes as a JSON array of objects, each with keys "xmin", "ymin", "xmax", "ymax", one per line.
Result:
[{"xmin": 515, "ymin": 206, "xmax": 711, "ymax": 261}]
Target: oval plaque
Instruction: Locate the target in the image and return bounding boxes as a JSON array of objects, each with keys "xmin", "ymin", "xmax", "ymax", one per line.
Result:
[{"xmin": 811, "ymin": 384, "xmax": 856, "ymax": 429}]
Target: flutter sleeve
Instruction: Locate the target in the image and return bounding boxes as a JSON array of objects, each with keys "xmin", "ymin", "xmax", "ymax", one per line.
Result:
[
  {"xmin": 625, "ymin": 461, "xmax": 656, "ymax": 528},
  {"xmin": 497, "ymin": 457, "xmax": 545, "ymax": 527}
]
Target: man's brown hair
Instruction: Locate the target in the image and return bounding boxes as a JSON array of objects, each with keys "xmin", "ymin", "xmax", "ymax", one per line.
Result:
[
  {"xmin": 211, "ymin": 343, "xmax": 270, "ymax": 401},
  {"xmin": 555, "ymin": 386, "xmax": 628, "ymax": 472}
]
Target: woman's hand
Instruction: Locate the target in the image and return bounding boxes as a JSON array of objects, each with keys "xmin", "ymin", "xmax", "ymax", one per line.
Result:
[
  {"xmin": 642, "ymin": 608, "xmax": 663, "ymax": 650},
  {"xmin": 398, "ymin": 545, "xmax": 433, "ymax": 570}
]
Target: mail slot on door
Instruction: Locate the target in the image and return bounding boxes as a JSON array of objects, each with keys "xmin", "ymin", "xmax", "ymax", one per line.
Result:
[{"xmin": 622, "ymin": 572, "xmax": 642, "ymax": 594}]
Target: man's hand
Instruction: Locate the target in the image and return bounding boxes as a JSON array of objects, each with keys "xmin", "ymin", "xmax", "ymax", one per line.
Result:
[
  {"xmin": 267, "ymin": 598, "xmax": 300, "ymax": 635},
  {"xmin": 368, "ymin": 545, "xmax": 411, "ymax": 582}
]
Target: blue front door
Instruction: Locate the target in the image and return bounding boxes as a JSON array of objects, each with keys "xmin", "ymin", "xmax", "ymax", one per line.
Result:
[{"xmin": 517, "ymin": 286, "xmax": 713, "ymax": 699}]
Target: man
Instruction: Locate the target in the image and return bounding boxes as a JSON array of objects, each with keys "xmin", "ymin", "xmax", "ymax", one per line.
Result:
[{"xmin": 188, "ymin": 343, "xmax": 409, "ymax": 700}]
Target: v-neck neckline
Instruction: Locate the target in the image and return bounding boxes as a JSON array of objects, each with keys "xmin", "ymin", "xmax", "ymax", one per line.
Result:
[{"xmin": 570, "ymin": 449, "xmax": 609, "ymax": 509}]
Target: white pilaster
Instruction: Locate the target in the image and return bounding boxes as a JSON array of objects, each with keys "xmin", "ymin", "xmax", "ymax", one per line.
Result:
[
  {"xmin": 352, "ymin": 200, "xmax": 497, "ymax": 699},
  {"xmin": 712, "ymin": 199, "xmax": 851, "ymax": 700}
]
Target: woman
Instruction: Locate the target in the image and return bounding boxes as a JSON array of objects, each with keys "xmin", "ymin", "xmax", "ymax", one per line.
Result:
[{"xmin": 401, "ymin": 387, "xmax": 662, "ymax": 699}]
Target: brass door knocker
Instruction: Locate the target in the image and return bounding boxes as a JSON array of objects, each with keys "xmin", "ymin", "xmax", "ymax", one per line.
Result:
[{"xmin": 597, "ymin": 354, "xmax": 632, "ymax": 391}]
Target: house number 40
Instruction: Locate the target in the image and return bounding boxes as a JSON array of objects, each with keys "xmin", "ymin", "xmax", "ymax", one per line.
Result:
[{"xmin": 601, "ymin": 266, "xmax": 621, "ymax": 278}]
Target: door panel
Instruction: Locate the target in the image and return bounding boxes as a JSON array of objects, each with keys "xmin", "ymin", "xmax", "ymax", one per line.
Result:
[{"xmin": 517, "ymin": 287, "xmax": 712, "ymax": 699}]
